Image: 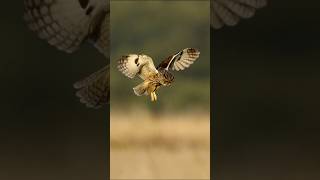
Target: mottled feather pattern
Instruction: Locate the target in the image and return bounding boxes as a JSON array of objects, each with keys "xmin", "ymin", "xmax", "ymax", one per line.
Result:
[
  {"xmin": 157, "ymin": 48, "xmax": 200, "ymax": 71},
  {"xmin": 172, "ymin": 49, "xmax": 200, "ymax": 71},
  {"xmin": 117, "ymin": 55, "xmax": 137, "ymax": 78},
  {"xmin": 117, "ymin": 54, "xmax": 158, "ymax": 80},
  {"xmin": 24, "ymin": 0, "xmax": 88, "ymax": 53},
  {"xmin": 211, "ymin": 0, "xmax": 267, "ymax": 29},
  {"xmin": 24, "ymin": 0, "xmax": 110, "ymax": 108},
  {"xmin": 74, "ymin": 65, "xmax": 109, "ymax": 108},
  {"xmin": 160, "ymin": 48, "xmax": 200, "ymax": 71},
  {"xmin": 117, "ymin": 48, "xmax": 199, "ymax": 101}
]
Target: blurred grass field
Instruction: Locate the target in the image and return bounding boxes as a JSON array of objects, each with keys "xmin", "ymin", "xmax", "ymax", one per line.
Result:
[{"xmin": 110, "ymin": 109, "xmax": 210, "ymax": 179}]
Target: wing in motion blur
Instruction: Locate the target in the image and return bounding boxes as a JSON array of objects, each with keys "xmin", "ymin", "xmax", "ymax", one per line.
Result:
[
  {"xmin": 24, "ymin": 0, "xmax": 110, "ymax": 108},
  {"xmin": 211, "ymin": 0, "xmax": 267, "ymax": 29}
]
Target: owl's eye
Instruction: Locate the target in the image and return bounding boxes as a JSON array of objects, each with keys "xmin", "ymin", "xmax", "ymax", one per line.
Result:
[{"xmin": 134, "ymin": 57, "xmax": 139, "ymax": 64}]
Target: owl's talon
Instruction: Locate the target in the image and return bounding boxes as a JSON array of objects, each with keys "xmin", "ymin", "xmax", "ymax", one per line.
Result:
[
  {"xmin": 154, "ymin": 92, "xmax": 157, "ymax": 101},
  {"xmin": 150, "ymin": 92, "xmax": 157, "ymax": 102}
]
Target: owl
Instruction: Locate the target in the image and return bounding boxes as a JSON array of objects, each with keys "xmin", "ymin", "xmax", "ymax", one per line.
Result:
[
  {"xmin": 23, "ymin": 0, "xmax": 109, "ymax": 108},
  {"xmin": 23, "ymin": 0, "xmax": 266, "ymax": 108},
  {"xmin": 117, "ymin": 48, "xmax": 200, "ymax": 101}
]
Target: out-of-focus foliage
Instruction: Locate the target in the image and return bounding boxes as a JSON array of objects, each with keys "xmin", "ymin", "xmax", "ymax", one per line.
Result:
[{"xmin": 110, "ymin": 1, "xmax": 210, "ymax": 111}]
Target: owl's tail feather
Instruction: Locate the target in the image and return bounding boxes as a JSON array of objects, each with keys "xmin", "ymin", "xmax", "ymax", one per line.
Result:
[
  {"xmin": 133, "ymin": 82, "xmax": 149, "ymax": 96},
  {"xmin": 73, "ymin": 65, "xmax": 109, "ymax": 108}
]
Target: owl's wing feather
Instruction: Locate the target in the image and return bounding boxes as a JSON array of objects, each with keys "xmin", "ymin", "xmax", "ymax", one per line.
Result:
[
  {"xmin": 73, "ymin": 65, "xmax": 109, "ymax": 108},
  {"xmin": 91, "ymin": 11, "xmax": 109, "ymax": 58},
  {"xmin": 24, "ymin": 0, "xmax": 110, "ymax": 108},
  {"xmin": 24, "ymin": 0, "xmax": 109, "ymax": 55},
  {"xmin": 157, "ymin": 48, "xmax": 200, "ymax": 71},
  {"xmin": 117, "ymin": 55, "xmax": 157, "ymax": 80},
  {"xmin": 211, "ymin": 0, "xmax": 267, "ymax": 29}
]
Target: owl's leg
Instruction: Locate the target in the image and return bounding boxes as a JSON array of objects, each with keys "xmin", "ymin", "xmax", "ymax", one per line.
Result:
[
  {"xmin": 153, "ymin": 91, "xmax": 157, "ymax": 101},
  {"xmin": 150, "ymin": 92, "xmax": 155, "ymax": 101},
  {"xmin": 147, "ymin": 84, "xmax": 157, "ymax": 102}
]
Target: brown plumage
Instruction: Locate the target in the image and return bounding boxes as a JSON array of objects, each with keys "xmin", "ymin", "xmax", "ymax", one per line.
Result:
[{"xmin": 117, "ymin": 48, "xmax": 200, "ymax": 101}]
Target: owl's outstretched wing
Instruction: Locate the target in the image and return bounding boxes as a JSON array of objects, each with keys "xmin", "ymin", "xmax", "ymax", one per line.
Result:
[
  {"xmin": 157, "ymin": 48, "xmax": 200, "ymax": 71},
  {"xmin": 23, "ymin": 0, "xmax": 109, "ymax": 56},
  {"xmin": 117, "ymin": 54, "xmax": 158, "ymax": 80},
  {"xmin": 211, "ymin": 0, "xmax": 267, "ymax": 29},
  {"xmin": 24, "ymin": 0, "xmax": 110, "ymax": 108}
]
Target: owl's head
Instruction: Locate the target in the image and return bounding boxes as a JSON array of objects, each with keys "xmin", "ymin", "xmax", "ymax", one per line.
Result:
[{"xmin": 158, "ymin": 69, "xmax": 174, "ymax": 86}]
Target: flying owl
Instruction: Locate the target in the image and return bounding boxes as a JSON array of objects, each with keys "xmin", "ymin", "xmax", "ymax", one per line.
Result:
[
  {"xmin": 23, "ymin": 0, "xmax": 266, "ymax": 108},
  {"xmin": 117, "ymin": 48, "xmax": 200, "ymax": 101},
  {"xmin": 23, "ymin": 0, "xmax": 109, "ymax": 108}
]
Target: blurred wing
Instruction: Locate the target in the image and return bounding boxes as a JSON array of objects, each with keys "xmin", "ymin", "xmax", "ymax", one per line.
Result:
[
  {"xmin": 24, "ymin": 0, "xmax": 109, "ymax": 55},
  {"xmin": 117, "ymin": 55, "xmax": 157, "ymax": 79},
  {"xmin": 74, "ymin": 65, "xmax": 109, "ymax": 108},
  {"xmin": 92, "ymin": 12, "xmax": 109, "ymax": 58},
  {"xmin": 157, "ymin": 48, "xmax": 200, "ymax": 71},
  {"xmin": 211, "ymin": 0, "xmax": 267, "ymax": 29}
]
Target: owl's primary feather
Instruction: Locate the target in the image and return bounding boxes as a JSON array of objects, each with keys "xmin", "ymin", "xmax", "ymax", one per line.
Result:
[
  {"xmin": 157, "ymin": 48, "xmax": 200, "ymax": 71},
  {"xmin": 211, "ymin": 0, "xmax": 267, "ymax": 29},
  {"xmin": 24, "ymin": 0, "xmax": 110, "ymax": 108}
]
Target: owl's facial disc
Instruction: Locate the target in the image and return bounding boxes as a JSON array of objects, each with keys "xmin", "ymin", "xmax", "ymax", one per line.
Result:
[
  {"xmin": 162, "ymin": 77, "xmax": 174, "ymax": 86},
  {"xmin": 158, "ymin": 69, "xmax": 174, "ymax": 86}
]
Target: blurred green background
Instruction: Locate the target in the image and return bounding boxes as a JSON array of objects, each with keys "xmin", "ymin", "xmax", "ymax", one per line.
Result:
[{"xmin": 110, "ymin": 1, "xmax": 210, "ymax": 112}]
